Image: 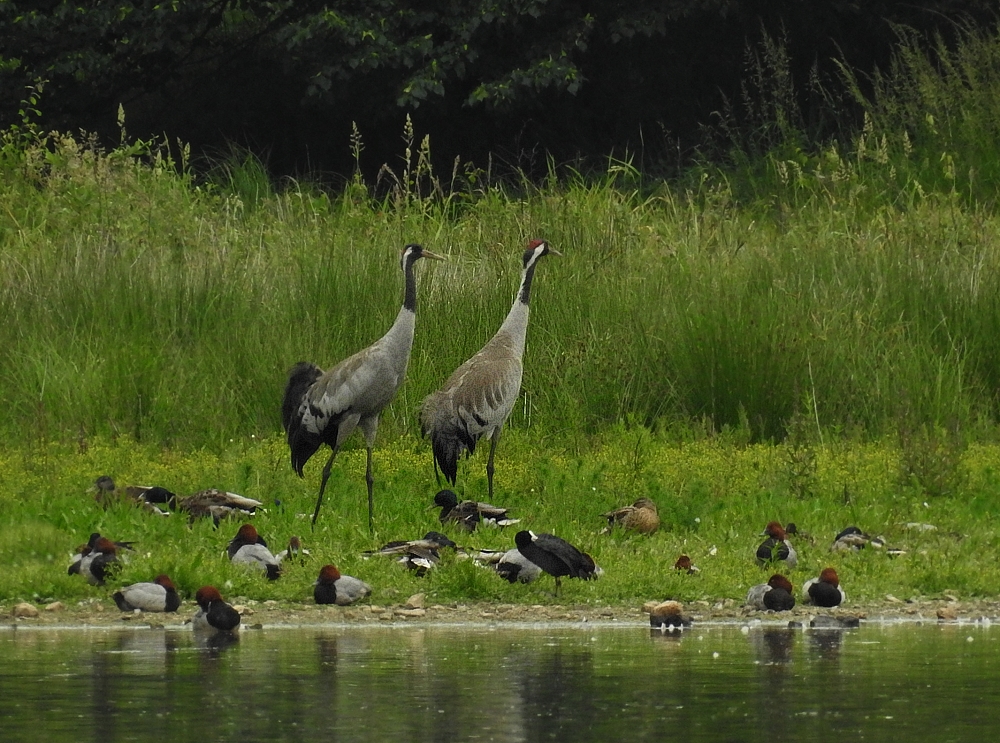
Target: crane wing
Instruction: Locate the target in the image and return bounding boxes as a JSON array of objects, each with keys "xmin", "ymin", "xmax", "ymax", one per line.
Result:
[
  {"xmin": 285, "ymin": 345, "xmax": 399, "ymax": 474},
  {"xmin": 443, "ymin": 354, "xmax": 523, "ymax": 436},
  {"xmin": 305, "ymin": 347, "xmax": 387, "ymax": 422}
]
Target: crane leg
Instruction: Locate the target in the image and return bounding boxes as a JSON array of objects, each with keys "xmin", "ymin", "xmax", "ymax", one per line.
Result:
[
  {"xmin": 365, "ymin": 444, "xmax": 374, "ymax": 534},
  {"xmin": 311, "ymin": 449, "xmax": 338, "ymax": 529},
  {"xmin": 486, "ymin": 432, "xmax": 500, "ymax": 500}
]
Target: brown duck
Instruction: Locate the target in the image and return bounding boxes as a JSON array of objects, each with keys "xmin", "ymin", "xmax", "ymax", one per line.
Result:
[{"xmin": 600, "ymin": 498, "xmax": 660, "ymax": 534}]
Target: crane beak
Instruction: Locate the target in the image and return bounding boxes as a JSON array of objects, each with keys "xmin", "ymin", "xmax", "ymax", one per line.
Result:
[
  {"xmin": 422, "ymin": 250, "xmax": 446, "ymax": 261},
  {"xmin": 547, "ymin": 247, "xmax": 563, "ymax": 257}
]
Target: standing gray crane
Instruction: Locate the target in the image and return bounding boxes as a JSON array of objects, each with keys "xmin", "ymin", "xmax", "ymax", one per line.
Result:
[
  {"xmin": 282, "ymin": 243, "xmax": 444, "ymax": 530},
  {"xmin": 420, "ymin": 239, "xmax": 559, "ymax": 498}
]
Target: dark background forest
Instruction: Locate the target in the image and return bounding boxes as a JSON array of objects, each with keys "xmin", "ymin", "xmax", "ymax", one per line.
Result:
[{"xmin": 1, "ymin": 1, "xmax": 997, "ymax": 181}]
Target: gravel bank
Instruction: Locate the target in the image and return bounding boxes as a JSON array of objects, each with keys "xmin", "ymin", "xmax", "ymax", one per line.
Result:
[{"xmin": 4, "ymin": 595, "xmax": 999, "ymax": 629}]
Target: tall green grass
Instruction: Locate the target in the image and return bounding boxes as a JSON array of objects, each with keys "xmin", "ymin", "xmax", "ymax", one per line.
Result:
[{"xmin": 3, "ymin": 25, "xmax": 1000, "ymax": 449}]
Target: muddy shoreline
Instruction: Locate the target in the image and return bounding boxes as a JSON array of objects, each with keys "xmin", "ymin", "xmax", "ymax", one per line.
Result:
[{"xmin": 4, "ymin": 596, "xmax": 999, "ymax": 629}]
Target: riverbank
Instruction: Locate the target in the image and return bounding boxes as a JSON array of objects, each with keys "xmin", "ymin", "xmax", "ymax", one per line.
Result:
[{"xmin": 5, "ymin": 594, "xmax": 997, "ymax": 630}]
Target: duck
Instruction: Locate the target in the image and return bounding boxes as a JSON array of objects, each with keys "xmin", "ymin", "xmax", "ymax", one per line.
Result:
[
  {"xmin": 67, "ymin": 532, "xmax": 135, "ymax": 577},
  {"xmin": 138, "ymin": 487, "xmax": 263, "ymax": 525},
  {"xmin": 192, "ymin": 586, "xmax": 241, "ymax": 633},
  {"xmin": 313, "ymin": 563, "xmax": 372, "ymax": 605},
  {"xmin": 830, "ymin": 526, "xmax": 871, "ymax": 552},
  {"xmin": 176, "ymin": 488, "xmax": 263, "ymax": 524},
  {"xmin": 459, "ymin": 547, "xmax": 541, "ymax": 584},
  {"xmin": 331, "ymin": 570, "xmax": 372, "ymax": 605},
  {"xmin": 645, "ymin": 600, "xmax": 692, "ymax": 630},
  {"xmin": 513, "ymin": 530, "xmax": 600, "ymax": 592},
  {"xmin": 275, "ymin": 536, "xmax": 310, "ymax": 566},
  {"xmin": 227, "ymin": 524, "xmax": 281, "ymax": 580},
  {"xmin": 756, "ymin": 521, "xmax": 798, "ymax": 569},
  {"xmin": 92, "ymin": 476, "xmax": 173, "ymax": 515},
  {"xmin": 783, "ymin": 522, "xmax": 815, "ymax": 544},
  {"xmin": 600, "ymin": 498, "xmax": 660, "ymax": 535},
  {"xmin": 69, "ymin": 534, "xmax": 127, "ymax": 586},
  {"xmin": 830, "ymin": 526, "xmax": 903, "ymax": 554},
  {"xmin": 113, "ymin": 574, "xmax": 181, "ymax": 612},
  {"xmin": 494, "ymin": 548, "xmax": 542, "ymax": 584},
  {"xmin": 746, "ymin": 574, "xmax": 796, "ymax": 611},
  {"xmin": 432, "ymin": 489, "xmax": 519, "ymax": 532},
  {"xmin": 83, "ymin": 537, "xmax": 121, "ymax": 586},
  {"xmin": 803, "ymin": 567, "xmax": 846, "ymax": 607},
  {"xmin": 366, "ymin": 531, "xmax": 457, "ymax": 576},
  {"xmin": 313, "ymin": 564, "xmax": 340, "ymax": 605},
  {"xmin": 674, "ymin": 554, "xmax": 700, "ymax": 574}
]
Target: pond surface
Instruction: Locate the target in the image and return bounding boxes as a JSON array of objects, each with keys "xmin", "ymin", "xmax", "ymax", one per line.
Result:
[{"xmin": 0, "ymin": 620, "xmax": 996, "ymax": 743}]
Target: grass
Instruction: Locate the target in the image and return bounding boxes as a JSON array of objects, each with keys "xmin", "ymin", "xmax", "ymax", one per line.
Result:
[
  {"xmin": 4, "ymin": 137, "xmax": 1000, "ymax": 447},
  {"xmin": 2, "ymin": 429, "xmax": 1000, "ymax": 609},
  {"xmin": 3, "ymin": 24, "xmax": 1000, "ymax": 609}
]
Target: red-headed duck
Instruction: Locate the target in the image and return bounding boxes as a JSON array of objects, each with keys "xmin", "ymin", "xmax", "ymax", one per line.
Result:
[
  {"xmin": 113, "ymin": 574, "xmax": 181, "ymax": 612},
  {"xmin": 227, "ymin": 524, "xmax": 281, "ymax": 580},
  {"xmin": 803, "ymin": 567, "xmax": 846, "ymax": 607},
  {"xmin": 68, "ymin": 532, "xmax": 135, "ymax": 574},
  {"xmin": 314, "ymin": 564, "xmax": 372, "ymax": 606},
  {"xmin": 74, "ymin": 537, "xmax": 121, "ymax": 586},
  {"xmin": 756, "ymin": 521, "xmax": 798, "ymax": 569},
  {"xmin": 674, "ymin": 554, "xmax": 700, "ymax": 574},
  {"xmin": 746, "ymin": 574, "xmax": 796, "ymax": 611},
  {"xmin": 314, "ymin": 564, "xmax": 340, "ymax": 604},
  {"xmin": 275, "ymin": 535, "xmax": 310, "ymax": 566},
  {"xmin": 192, "ymin": 586, "xmax": 240, "ymax": 633}
]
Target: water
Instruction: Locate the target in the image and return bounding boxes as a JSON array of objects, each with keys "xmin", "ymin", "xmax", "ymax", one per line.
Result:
[{"xmin": 0, "ymin": 621, "xmax": 996, "ymax": 743}]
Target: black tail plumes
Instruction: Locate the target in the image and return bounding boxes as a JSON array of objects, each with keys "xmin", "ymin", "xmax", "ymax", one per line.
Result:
[
  {"xmin": 282, "ymin": 362, "xmax": 323, "ymax": 431},
  {"xmin": 422, "ymin": 406, "xmax": 479, "ymax": 486},
  {"xmin": 282, "ymin": 362, "xmax": 325, "ymax": 477}
]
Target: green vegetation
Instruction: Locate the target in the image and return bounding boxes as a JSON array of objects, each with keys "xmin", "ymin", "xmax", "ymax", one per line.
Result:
[
  {"xmin": 3, "ymin": 431, "xmax": 1000, "ymax": 609},
  {"xmin": 2, "ymin": 25, "xmax": 1000, "ymax": 609}
]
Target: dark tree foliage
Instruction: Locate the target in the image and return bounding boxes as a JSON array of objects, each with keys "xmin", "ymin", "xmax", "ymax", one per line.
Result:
[{"xmin": 1, "ymin": 0, "xmax": 995, "ymax": 178}]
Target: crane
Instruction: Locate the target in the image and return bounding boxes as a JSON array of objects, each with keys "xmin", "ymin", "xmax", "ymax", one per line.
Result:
[
  {"xmin": 420, "ymin": 239, "xmax": 559, "ymax": 498},
  {"xmin": 282, "ymin": 243, "xmax": 444, "ymax": 530}
]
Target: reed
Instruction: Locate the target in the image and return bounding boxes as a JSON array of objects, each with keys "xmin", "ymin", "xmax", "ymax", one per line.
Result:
[{"xmin": 4, "ymin": 131, "xmax": 1000, "ymax": 446}]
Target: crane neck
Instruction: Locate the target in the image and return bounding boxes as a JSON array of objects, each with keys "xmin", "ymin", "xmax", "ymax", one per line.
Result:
[
  {"xmin": 496, "ymin": 262, "xmax": 538, "ymax": 349},
  {"xmin": 402, "ymin": 252, "xmax": 419, "ymax": 313},
  {"xmin": 375, "ymin": 251, "xmax": 421, "ymax": 362},
  {"xmin": 517, "ymin": 259, "xmax": 539, "ymax": 306}
]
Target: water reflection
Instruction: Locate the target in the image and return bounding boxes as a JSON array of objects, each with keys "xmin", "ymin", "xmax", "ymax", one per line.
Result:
[
  {"xmin": 808, "ymin": 627, "xmax": 847, "ymax": 660},
  {"xmin": 191, "ymin": 628, "xmax": 240, "ymax": 655},
  {"xmin": 0, "ymin": 623, "xmax": 999, "ymax": 742},
  {"xmin": 748, "ymin": 627, "xmax": 797, "ymax": 665}
]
